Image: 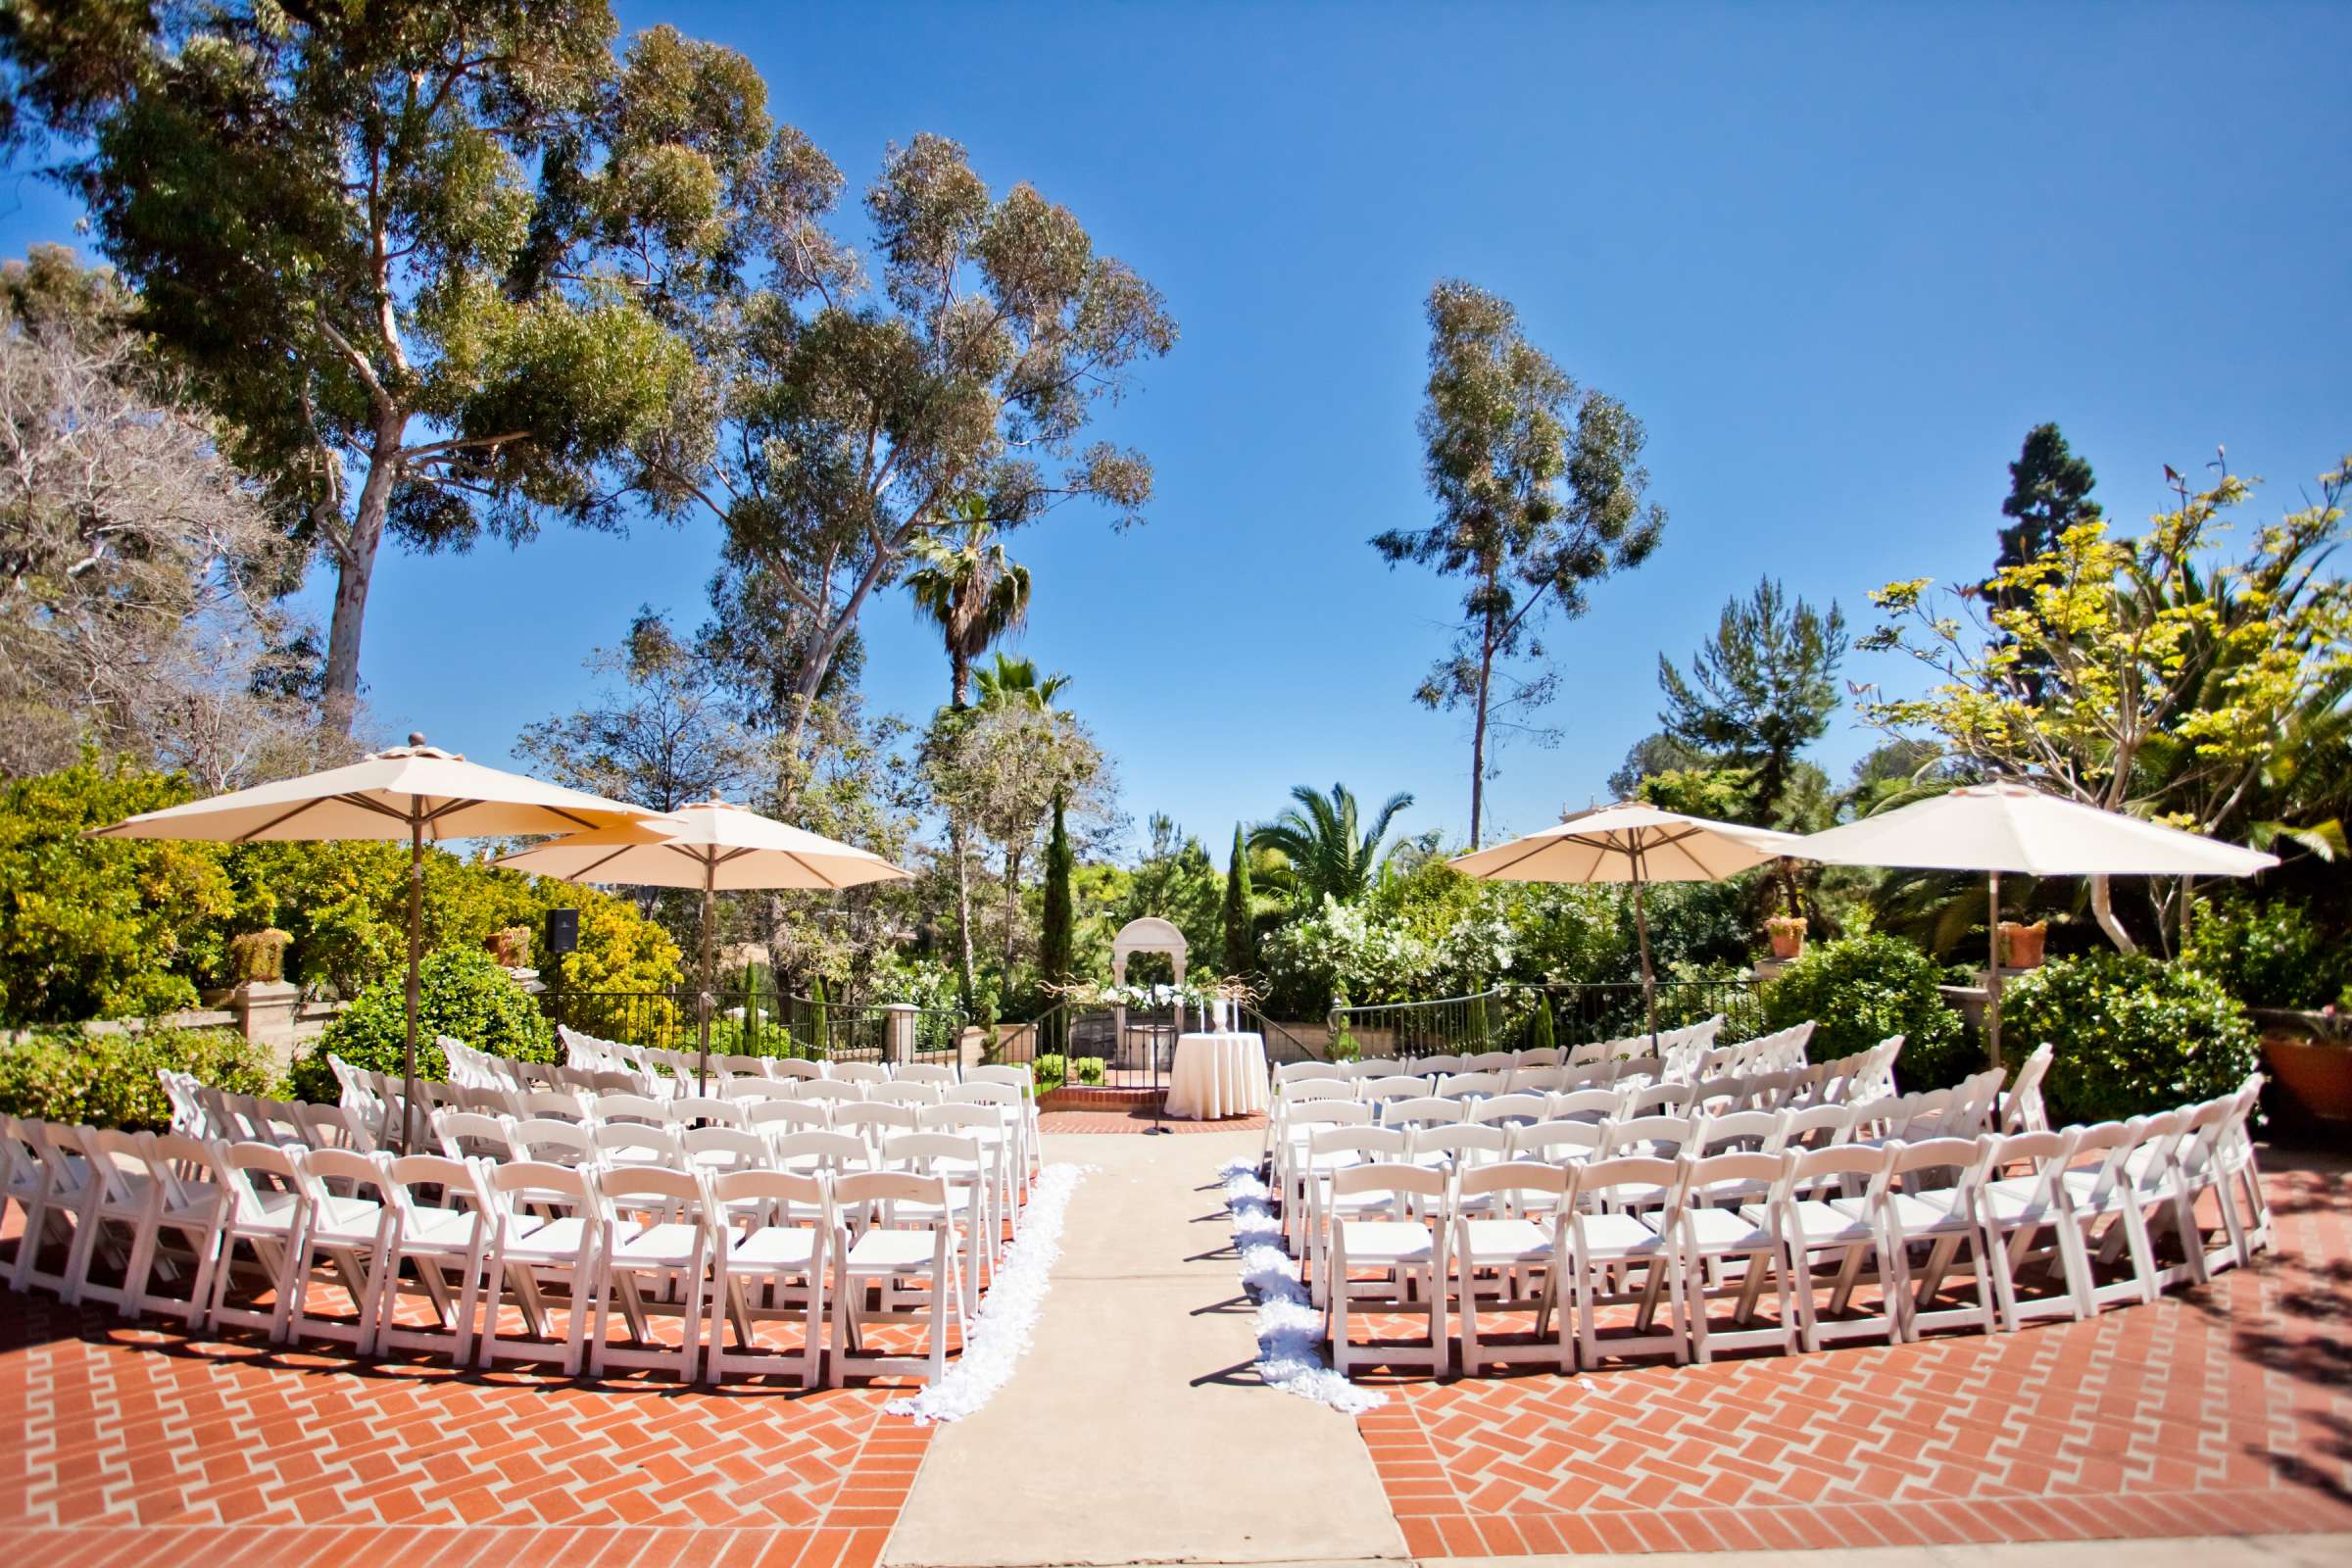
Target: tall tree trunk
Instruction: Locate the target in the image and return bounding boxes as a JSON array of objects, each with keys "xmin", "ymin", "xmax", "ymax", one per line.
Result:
[
  {"xmin": 2089, "ymin": 872, "xmax": 2137, "ymax": 954},
  {"xmin": 320, "ymin": 411, "xmax": 408, "ymax": 735},
  {"xmin": 1469, "ymin": 605, "xmax": 1496, "ymax": 849},
  {"xmin": 950, "ymin": 649, "xmax": 970, "ymax": 709},
  {"xmin": 1002, "ymin": 844, "xmax": 1024, "ymax": 984}
]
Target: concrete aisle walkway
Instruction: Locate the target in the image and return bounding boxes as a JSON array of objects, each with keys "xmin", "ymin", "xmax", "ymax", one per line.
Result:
[{"xmin": 886, "ymin": 1129, "xmax": 1406, "ymax": 1568}]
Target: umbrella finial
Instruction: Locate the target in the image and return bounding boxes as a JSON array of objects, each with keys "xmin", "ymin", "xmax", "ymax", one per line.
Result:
[{"xmin": 408, "ymin": 731, "xmax": 426, "ymax": 748}]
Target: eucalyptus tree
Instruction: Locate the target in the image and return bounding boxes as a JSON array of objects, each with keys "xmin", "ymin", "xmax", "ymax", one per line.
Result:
[
  {"xmin": 1376, "ymin": 281, "xmax": 1666, "ymax": 847},
  {"xmin": 1250, "ymin": 783, "xmax": 1415, "ymax": 908},
  {"xmin": 656, "ymin": 130, "xmax": 1176, "ymax": 789},
  {"xmin": 906, "ymin": 504, "xmax": 1032, "ymax": 709},
  {"xmin": 2, "ymin": 7, "xmax": 724, "ymax": 732}
]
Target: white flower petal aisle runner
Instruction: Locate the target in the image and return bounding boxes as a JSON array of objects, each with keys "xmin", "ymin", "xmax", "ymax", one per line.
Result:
[
  {"xmin": 1216, "ymin": 1156, "xmax": 1388, "ymax": 1414},
  {"xmin": 885, "ymin": 1161, "xmax": 1094, "ymax": 1424}
]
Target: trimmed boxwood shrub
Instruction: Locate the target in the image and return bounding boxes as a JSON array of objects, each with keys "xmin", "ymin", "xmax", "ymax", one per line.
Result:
[
  {"xmin": 0, "ymin": 1026, "xmax": 274, "ymax": 1131},
  {"xmin": 1999, "ymin": 951, "xmax": 2258, "ymax": 1124},
  {"xmin": 1761, "ymin": 933, "xmax": 1971, "ymax": 1089},
  {"xmin": 290, "ymin": 946, "xmax": 553, "ymax": 1102}
]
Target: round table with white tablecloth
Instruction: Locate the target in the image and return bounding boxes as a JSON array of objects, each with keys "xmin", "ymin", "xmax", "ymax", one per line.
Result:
[{"xmin": 1164, "ymin": 1031, "xmax": 1269, "ymax": 1120}]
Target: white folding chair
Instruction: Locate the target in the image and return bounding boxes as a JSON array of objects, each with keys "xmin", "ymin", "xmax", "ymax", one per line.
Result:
[
  {"xmin": 869, "ymin": 1081, "xmax": 945, "ymax": 1109},
  {"xmin": 587, "ymin": 1166, "xmax": 711, "ymax": 1381},
  {"xmin": 1675, "ymin": 1151, "xmax": 1799, "ymax": 1361},
  {"xmin": 1561, "ymin": 1154, "xmax": 1690, "ymax": 1367},
  {"xmin": 896, "ymin": 1063, "xmax": 960, "ymax": 1088},
  {"xmin": 435, "ymin": 1110, "xmax": 521, "ymax": 1163},
  {"xmin": 1769, "ymin": 1143, "xmax": 1898, "ymax": 1350},
  {"xmin": 706, "ymin": 1168, "xmax": 830, "ymax": 1386},
  {"xmin": 286, "ymin": 1148, "xmax": 397, "ymax": 1353},
  {"xmin": 830, "ymin": 1169, "xmax": 964, "ymax": 1387},
  {"xmin": 1380, "ymin": 1097, "xmax": 1466, "ymax": 1132},
  {"xmin": 592, "ymin": 1121, "xmax": 682, "ymax": 1169},
  {"xmin": 477, "ymin": 1161, "xmax": 598, "ymax": 1375},
  {"xmin": 202, "ymin": 1140, "xmax": 311, "ymax": 1341},
  {"xmin": 591, "ymin": 1093, "xmax": 671, "ymax": 1127},
  {"xmin": 61, "ymin": 1126, "xmax": 157, "ymax": 1309},
  {"xmin": 797, "ymin": 1081, "xmax": 868, "ymax": 1109},
  {"xmin": 373, "ymin": 1153, "xmax": 492, "ymax": 1363},
  {"xmin": 880, "ymin": 1132, "xmax": 993, "ymax": 1312},
  {"xmin": 1971, "ymin": 1129, "xmax": 2091, "ymax": 1331},
  {"xmin": 831, "ymin": 1061, "xmax": 892, "ymax": 1086},
  {"xmin": 1301, "ymin": 1126, "xmax": 1411, "ymax": 1307},
  {"xmin": 749, "ymin": 1100, "xmax": 833, "ymax": 1137},
  {"xmin": 1439, "ymin": 1071, "xmax": 1509, "ymax": 1101},
  {"xmin": 1326, "ymin": 1160, "xmax": 1450, "ymax": 1378},
  {"xmin": 512, "ymin": 1118, "xmax": 598, "ymax": 1167},
  {"xmin": 1999, "ymin": 1043, "xmax": 2055, "ymax": 1134},
  {"xmin": 667, "ymin": 1095, "xmax": 754, "ymax": 1130},
  {"xmin": 1875, "ymin": 1136, "xmax": 1999, "ymax": 1342},
  {"xmin": 1454, "ymin": 1161, "xmax": 1570, "ymax": 1375},
  {"xmin": 1467, "ymin": 1093, "xmax": 1551, "ymax": 1130}
]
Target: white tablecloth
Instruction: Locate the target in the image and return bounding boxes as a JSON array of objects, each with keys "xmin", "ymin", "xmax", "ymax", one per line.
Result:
[{"xmin": 1165, "ymin": 1032, "xmax": 1269, "ymax": 1120}]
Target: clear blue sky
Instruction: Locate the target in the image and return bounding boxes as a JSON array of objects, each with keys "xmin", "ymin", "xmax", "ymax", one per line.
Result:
[{"xmin": 5, "ymin": 3, "xmax": 2346, "ymax": 857}]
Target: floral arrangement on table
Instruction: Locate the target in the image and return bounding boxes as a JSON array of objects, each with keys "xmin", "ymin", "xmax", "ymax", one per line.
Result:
[{"xmin": 1042, "ymin": 975, "xmax": 1262, "ymax": 1011}]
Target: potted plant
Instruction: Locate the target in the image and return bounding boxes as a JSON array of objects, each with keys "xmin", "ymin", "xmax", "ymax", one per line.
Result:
[
  {"xmin": 483, "ymin": 925, "xmax": 532, "ymax": 969},
  {"xmin": 2262, "ymin": 1003, "xmax": 2352, "ymax": 1122},
  {"xmin": 1998, "ymin": 919, "xmax": 2047, "ymax": 969},
  {"xmin": 228, "ymin": 928, "xmax": 292, "ymax": 985},
  {"xmin": 1765, "ymin": 913, "xmax": 1807, "ymax": 961}
]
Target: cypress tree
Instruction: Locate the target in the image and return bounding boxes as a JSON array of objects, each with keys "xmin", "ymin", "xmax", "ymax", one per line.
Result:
[
  {"xmin": 1221, "ymin": 823, "xmax": 1254, "ymax": 976},
  {"xmin": 1039, "ymin": 793, "xmax": 1075, "ymax": 1053}
]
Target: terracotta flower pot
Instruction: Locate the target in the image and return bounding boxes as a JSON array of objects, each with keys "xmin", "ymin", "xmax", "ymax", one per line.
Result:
[
  {"xmin": 1997, "ymin": 920, "xmax": 2046, "ymax": 969},
  {"xmin": 2262, "ymin": 1034, "xmax": 2352, "ymax": 1122},
  {"xmin": 1765, "ymin": 918, "xmax": 1807, "ymax": 961}
]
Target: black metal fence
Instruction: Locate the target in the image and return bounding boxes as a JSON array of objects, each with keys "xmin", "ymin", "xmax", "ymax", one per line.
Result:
[
  {"xmin": 1329, "ymin": 978, "xmax": 1763, "ymax": 1062},
  {"xmin": 545, "ymin": 983, "xmax": 967, "ymax": 1068}
]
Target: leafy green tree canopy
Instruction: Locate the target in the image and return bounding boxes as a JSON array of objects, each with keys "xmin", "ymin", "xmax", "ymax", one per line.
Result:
[
  {"xmin": 3, "ymin": 6, "xmax": 713, "ymax": 728},
  {"xmin": 1657, "ymin": 576, "xmax": 1846, "ymax": 829},
  {"xmin": 1375, "ymin": 280, "xmax": 1665, "ymax": 846},
  {"xmin": 1250, "ymin": 782, "xmax": 1414, "ymax": 907}
]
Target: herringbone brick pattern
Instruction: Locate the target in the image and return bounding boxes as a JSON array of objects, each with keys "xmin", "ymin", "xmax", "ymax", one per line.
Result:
[
  {"xmin": 1363, "ymin": 1154, "xmax": 2352, "ymax": 1556},
  {"xmin": 0, "ymin": 1287, "xmax": 931, "ymax": 1566}
]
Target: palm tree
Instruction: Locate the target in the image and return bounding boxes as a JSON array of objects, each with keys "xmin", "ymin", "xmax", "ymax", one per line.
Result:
[
  {"xmin": 973, "ymin": 652, "xmax": 1070, "ymax": 711},
  {"xmin": 906, "ymin": 510, "xmax": 1031, "ymax": 709},
  {"xmin": 1250, "ymin": 782, "xmax": 1415, "ymax": 906}
]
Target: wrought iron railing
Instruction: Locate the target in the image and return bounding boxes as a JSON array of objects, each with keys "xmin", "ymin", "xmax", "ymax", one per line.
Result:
[
  {"xmin": 545, "ymin": 984, "xmax": 967, "ymax": 1067},
  {"xmin": 1328, "ymin": 978, "xmax": 1763, "ymax": 1062}
]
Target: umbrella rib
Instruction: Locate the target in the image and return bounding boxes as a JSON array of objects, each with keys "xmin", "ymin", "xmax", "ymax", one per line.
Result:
[
  {"xmin": 782, "ymin": 850, "xmax": 848, "ymax": 890},
  {"xmin": 566, "ymin": 844, "xmax": 639, "ymax": 884}
]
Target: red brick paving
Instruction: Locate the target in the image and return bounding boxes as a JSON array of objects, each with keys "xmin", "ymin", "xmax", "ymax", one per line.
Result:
[
  {"xmin": 0, "ymin": 1264, "xmax": 932, "ymax": 1565},
  {"xmin": 1361, "ymin": 1153, "xmax": 2352, "ymax": 1556}
]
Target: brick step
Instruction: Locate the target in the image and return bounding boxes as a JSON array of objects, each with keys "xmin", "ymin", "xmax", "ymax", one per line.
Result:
[{"xmin": 1039, "ymin": 1084, "xmax": 1165, "ymax": 1111}]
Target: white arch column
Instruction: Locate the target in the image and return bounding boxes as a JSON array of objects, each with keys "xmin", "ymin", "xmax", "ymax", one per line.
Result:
[{"xmin": 1109, "ymin": 915, "xmax": 1190, "ymax": 1059}]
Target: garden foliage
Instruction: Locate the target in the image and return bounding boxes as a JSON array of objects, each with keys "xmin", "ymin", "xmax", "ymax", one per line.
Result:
[{"xmin": 2000, "ymin": 951, "xmax": 2259, "ymax": 1124}]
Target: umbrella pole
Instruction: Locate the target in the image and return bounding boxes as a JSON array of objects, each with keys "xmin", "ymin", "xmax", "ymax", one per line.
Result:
[
  {"xmin": 403, "ymin": 809, "xmax": 422, "ymax": 1155},
  {"xmin": 698, "ymin": 860, "xmax": 715, "ymax": 1094},
  {"xmin": 1633, "ymin": 870, "xmax": 1659, "ymax": 1049},
  {"xmin": 1985, "ymin": 870, "xmax": 2003, "ymax": 1070}
]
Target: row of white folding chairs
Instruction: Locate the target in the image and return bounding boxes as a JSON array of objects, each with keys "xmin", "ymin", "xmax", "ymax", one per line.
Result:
[
  {"xmin": 1686, "ymin": 1021, "xmax": 1818, "ymax": 1082},
  {"xmin": 1311, "ymin": 1074, "xmax": 2268, "ymax": 1377},
  {"xmin": 431, "ymin": 1099, "xmax": 1032, "ymax": 1227},
  {"xmin": 1279, "ymin": 1015, "xmax": 1728, "ymax": 1087},
  {"xmin": 159, "ymin": 1072, "xmax": 379, "ymax": 1152},
  {"xmin": 0, "ymin": 1119, "xmax": 993, "ymax": 1388},
  {"xmin": 1273, "ymin": 1073, "xmax": 1995, "ymax": 1250},
  {"xmin": 1267, "ymin": 1038, "xmax": 1910, "ymax": 1175}
]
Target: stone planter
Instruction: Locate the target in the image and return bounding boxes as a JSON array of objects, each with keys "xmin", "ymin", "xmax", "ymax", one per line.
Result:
[
  {"xmin": 1765, "ymin": 917, "xmax": 1807, "ymax": 961},
  {"xmin": 1997, "ymin": 920, "xmax": 2047, "ymax": 969},
  {"xmin": 2262, "ymin": 1034, "xmax": 2352, "ymax": 1122}
]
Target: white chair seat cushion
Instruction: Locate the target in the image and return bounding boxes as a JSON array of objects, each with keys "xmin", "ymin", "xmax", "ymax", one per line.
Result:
[
  {"xmin": 1977, "ymin": 1179, "xmax": 2061, "ymax": 1225},
  {"xmin": 1339, "ymin": 1220, "xmax": 1437, "ymax": 1265},
  {"xmin": 310, "ymin": 1195, "xmax": 385, "ymax": 1245},
  {"xmin": 1575, "ymin": 1212, "xmax": 1666, "ymax": 1257},
  {"xmin": 1883, "ymin": 1192, "xmax": 1976, "ymax": 1236},
  {"xmin": 845, "ymin": 1229, "xmax": 944, "ymax": 1273},
  {"xmin": 610, "ymin": 1221, "xmax": 701, "ymax": 1268},
  {"xmin": 502, "ymin": 1215, "xmax": 590, "ymax": 1260},
  {"xmin": 726, "ymin": 1226, "xmax": 819, "ymax": 1272},
  {"xmin": 1685, "ymin": 1204, "xmax": 1775, "ymax": 1250},
  {"xmin": 1458, "ymin": 1218, "xmax": 1553, "ymax": 1265},
  {"xmin": 403, "ymin": 1208, "xmax": 483, "ymax": 1250},
  {"xmin": 1779, "ymin": 1199, "xmax": 1877, "ymax": 1246}
]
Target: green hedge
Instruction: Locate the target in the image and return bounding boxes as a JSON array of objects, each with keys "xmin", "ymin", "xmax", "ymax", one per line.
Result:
[
  {"xmin": 0, "ymin": 1027, "xmax": 275, "ymax": 1132},
  {"xmin": 2000, "ymin": 951, "xmax": 2258, "ymax": 1124},
  {"xmin": 1761, "ymin": 933, "xmax": 1972, "ymax": 1089},
  {"xmin": 289, "ymin": 946, "xmax": 553, "ymax": 1102}
]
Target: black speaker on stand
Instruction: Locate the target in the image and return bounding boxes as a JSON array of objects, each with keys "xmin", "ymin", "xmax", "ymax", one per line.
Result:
[{"xmin": 545, "ymin": 906, "xmax": 579, "ymax": 1030}]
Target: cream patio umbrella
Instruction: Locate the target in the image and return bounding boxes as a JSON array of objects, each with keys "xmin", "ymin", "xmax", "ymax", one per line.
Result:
[
  {"xmin": 1789, "ymin": 782, "xmax": 2278, "ymax": 1065},
  {"xmin": 493, "ymin": 798, "xmax": 911, "ymax": 1088},
  {"xmin": 91, "ymin": 735, "xmax": 660, "ymax": 1150},
  {"xmin": 1448, "ymin": 802, "xmax": 1804, "ymax": 1041}
]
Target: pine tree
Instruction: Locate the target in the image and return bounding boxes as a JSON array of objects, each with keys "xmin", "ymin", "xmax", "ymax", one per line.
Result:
[{"xmin": 1221, "ymin": 823, "xmax": 1255, "ymax": 977}]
